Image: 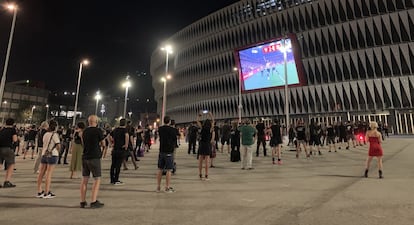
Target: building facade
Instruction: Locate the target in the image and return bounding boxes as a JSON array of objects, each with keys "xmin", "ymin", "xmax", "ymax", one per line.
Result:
[
  {"xmin": 150, "ymin": 0, "xmax": 414, "ymax": 134},
  {"xmin": 0, "ymin": 83, "xmax": 49, "ymax": 125}
]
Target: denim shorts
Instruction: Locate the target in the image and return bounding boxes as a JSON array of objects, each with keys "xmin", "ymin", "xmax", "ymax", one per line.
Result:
[
  {"xmin": 157, "ymin": 152, "xmax": 174, "ymax": 170},
  {"xmin": 41, "ymin": 155, "xmax": 58, "ymax": 164}
]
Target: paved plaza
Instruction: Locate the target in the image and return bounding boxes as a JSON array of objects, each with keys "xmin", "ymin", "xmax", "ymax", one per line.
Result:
[{"xmin": 0, "ymin": 136, "xmax": 413, "ymax": 225}]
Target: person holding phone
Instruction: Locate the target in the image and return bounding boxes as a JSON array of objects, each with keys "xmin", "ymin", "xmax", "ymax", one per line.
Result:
[{"xmin": 196, "ymin": 111, "xmax": 215, "ymax": 180}]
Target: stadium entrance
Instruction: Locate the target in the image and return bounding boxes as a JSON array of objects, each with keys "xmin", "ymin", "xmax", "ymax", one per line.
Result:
[{"xmin": 395, "ymin": 110, "xmax": 414, "ymax": 135}]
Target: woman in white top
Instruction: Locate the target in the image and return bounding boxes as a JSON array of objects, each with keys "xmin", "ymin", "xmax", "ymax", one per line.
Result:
[{"xmin": 36, "ymin": 120, "xmax": 60, "ymax": 198}]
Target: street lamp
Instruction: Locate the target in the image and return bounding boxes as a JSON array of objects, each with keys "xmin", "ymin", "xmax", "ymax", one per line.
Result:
[
  {"xmin": 72, "ymin": 59, "xmax": 89, "ymax": 127},
  {"xmin": 45, "ymin": 104, "xmax": 49, "ymax": 121},
  {"xmin": 234, "ymin": 67, "xmax": 242, "ymax": 123},
  {"xmin": 0, "ymin": 4, "xmax": 18, "ymax": 107},
  {"xmin": 122, "ymin": 76, "xmax": 131, "ymax": 118},
  {"xmin": 160, "ymin": 45, "xmax": 173, "ymax": 125},
  {"xmin": 94, "ymin": 90, "xmax": 101, "ymax": 115},
  {"xmin": 280, "ymin": 38, "xmax": 291, "ymax": 131},
  {"xmin": 160, "ymin": 75, "xmax": 171, "ymax": 125},
  {"xmin": 100, "ymin": 104, "xmax": 105, "ymax": 118},
  {"xmin": 1, "ymin": 101, "xmax": 8, "ymax": 124},
  {"xmin": 30, "ymin": 105, "xmax": 36, "ymax": 124}
]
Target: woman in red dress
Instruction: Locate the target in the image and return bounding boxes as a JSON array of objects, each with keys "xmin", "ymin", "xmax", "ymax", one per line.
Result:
[{"xmin": 364, "ymin": 122, "xmax": 384, "ymax": 179}]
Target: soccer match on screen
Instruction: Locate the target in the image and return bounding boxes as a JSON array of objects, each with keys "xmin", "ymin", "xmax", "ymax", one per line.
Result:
[{"xmin": 238, "ymin": 38, "xmax": 300, "ymax": 92}]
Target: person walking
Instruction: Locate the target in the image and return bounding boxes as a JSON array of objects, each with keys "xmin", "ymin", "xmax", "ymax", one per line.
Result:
[
  {"xmin": 69, "ymin": 122, "xmax": 85, "ymax": 179},
  {"xmin": 122, "ymin": 120, "xmax": 138, "ymax": 170},
  {"xmin": 109, "ymin": 118, "xmax": 129, "ymax": 185},
  {"xmin": 0, "ymin": 118, "xmax": 18, "ymax": 188},
  {"xmin": 36, "ymin": 120, "xmax": 60, "ymax": 198},
  {"xmin": 239, "ymin": 119, "xmax": 256, "ymax": 170},
  {"xmin": 364, "ymin": 122, "xmax": 384, "ymax": 179},
  {"xmin": 80, "ymin": 115, "xmax": 105, "ymax": 208},
  {"xmin": 156, "ymin": 116, "xmax": 177, "ymax": 193},
  {"xmin": 135, "ymin": 125, "xmax": 144, "ymax": 157},
  {"xmin": 308, "ymin": 120, "xmax": 322, "ymax": 155}
]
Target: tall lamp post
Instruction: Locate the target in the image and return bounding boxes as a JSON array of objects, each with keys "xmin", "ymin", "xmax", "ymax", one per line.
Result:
[
  {"xmin": 234, "ymin": 67, "xmax": 242, "ymax": 123},
  {"xmin": 160, "ymin": 45, "xmax": 173, "ymax": 124},
  {"xmin": 281, "ymin": 38, "xmax": 290, "ymax": 132},
  {"xmin": 30, "ymin": 105, "xmax": 36, "ymax": 124},
  {"xmin": 94, "ymin": 90, "xmax": 101, "ymax": 115},
  {"xmin": 72, "ymin": 59, "xmax": 89, "ymax": 127},
  {"xmin": 160, "ymin": 75, "xmax": 171, "ymax": 125},
  {"xmin": 45, "ymin": 104, "xmax": 49, "ymax": 121},
  {"xmin": 1, "ymin": 101, "xmax": 7, "ymax": 124},
  {"xmin": 122, "ymin": 76, "xmax": 131, "ymax": 118},
  {"xmin": 0, "ymin": 4, "xmax": 18, "ymax": 107}
]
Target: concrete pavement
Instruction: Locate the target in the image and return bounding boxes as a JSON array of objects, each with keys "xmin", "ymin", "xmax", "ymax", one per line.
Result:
[{"xmin": 0, "ymin": 137, "xmax": 413, "ymax": 225}]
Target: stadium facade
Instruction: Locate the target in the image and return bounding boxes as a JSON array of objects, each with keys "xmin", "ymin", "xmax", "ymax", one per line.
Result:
[{"xmin": 150, "ymin": 0, "xmax": 414, "ymax": 134}]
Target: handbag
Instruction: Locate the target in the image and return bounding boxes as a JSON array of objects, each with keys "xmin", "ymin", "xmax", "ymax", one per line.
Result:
[{"xmin": 44, "ymin": 132, "xmax": 56, "ymax": 157}]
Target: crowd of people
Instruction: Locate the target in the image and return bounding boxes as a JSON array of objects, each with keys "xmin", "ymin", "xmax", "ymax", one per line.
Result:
[{"xmin": 0, "ymin": 113, "xmax": 386, "ymax": 209}]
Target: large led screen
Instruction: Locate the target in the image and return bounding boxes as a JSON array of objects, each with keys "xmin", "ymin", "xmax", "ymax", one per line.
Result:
[{"xmin": 236, "ymin": 36, "xmax": 303, "ymax": 92}]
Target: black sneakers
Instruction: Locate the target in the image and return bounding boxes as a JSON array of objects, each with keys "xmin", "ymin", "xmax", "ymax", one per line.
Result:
[
  {"xmin": 90, "ymin": 200, "xmax": 104, "ymax": 208},
  {"xmin": 80, "ymin": 201, "xmax": 88, "ymax": 208},
  {"xmin": 43, "ymin": 191, "xmax": 56, "ymax": 199},
  {"xmin": 3, "ymin": 181, "xmax": 16, "ymax": 188}
]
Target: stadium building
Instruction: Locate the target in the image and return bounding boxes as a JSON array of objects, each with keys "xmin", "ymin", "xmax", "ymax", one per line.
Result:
[{"xmin": 150, "ymin": 0, "xmax": 414, "ymax": 134}]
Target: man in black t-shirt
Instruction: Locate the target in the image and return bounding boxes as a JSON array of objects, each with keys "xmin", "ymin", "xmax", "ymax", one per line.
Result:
[
  {"xmin": 109, "ymin": 119, "xmax": 129, "ymax": 185},
  {"xmin": 58, "ymin": 126, "xmax": 72, "ymax": 164},
  {"xmin": 255, "ymin": 119, "xmax": 267, "ymax": 157},
  {"xmin": 295, "ymin": 120, "xmax": 309, "ymax": 158},
  {"xmin": 338, "ymin": 121, "xmax": 347, "ymax": 149},
  {"xmin": 220, "ymin": 120, "xmax": 232, "ymax": 154},
  {"xmin": 0, "ymin": 118, "xmax": 18, "ymax": 188},
  {"xmin": 23, "ymin": 125, "xmax": 37, "ymax": 160},
  {"xmin": 80, "ymin": 115, "xmax": 105, "ymax": 209},
  {"xmin": 122, "ymin": 120, "xmax": 138, "ymax": 170},
  {"xmin": 156, "ymin": 116, "xmax": 177, "ymax": 193},
  {"xmin": 187, "ymin": 122, "xmax": 198, "ymax": 155},
  {"xmin": 326, "ymin": 123, "xmax": 337, "ymax": 152}
]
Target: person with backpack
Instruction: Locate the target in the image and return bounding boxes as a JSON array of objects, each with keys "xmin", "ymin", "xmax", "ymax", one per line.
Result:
[{"xmin": 0, "ymin": 118, "xmax": 18, "ymax": 188}]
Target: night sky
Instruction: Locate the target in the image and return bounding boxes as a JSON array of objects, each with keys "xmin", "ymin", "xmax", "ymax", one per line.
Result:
[{"xmin": 0, "ymin": 0, "xmax": 239, "ymax": 100}]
